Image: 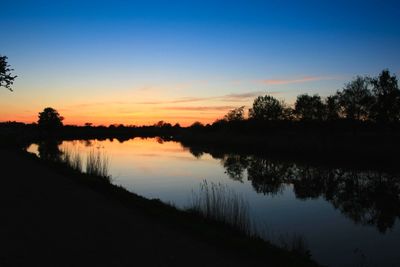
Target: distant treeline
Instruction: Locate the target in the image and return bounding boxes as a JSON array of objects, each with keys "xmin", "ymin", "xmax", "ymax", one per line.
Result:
[
  {"xmin": 2, "ymin": 69, "xmax": 399, "ymax": 133},
  {"xmin": 2, "ymin": 69, "xmax": 400, "ymax": 162},
  {"xmin": 213, "ymin": 69, "xmax": 400, "ymax": 125}
]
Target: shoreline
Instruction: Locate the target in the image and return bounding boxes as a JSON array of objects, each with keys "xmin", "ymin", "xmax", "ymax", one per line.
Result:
[{"xmin": 1, "ymin": 148, "xmax": 319, "ymax": 266}]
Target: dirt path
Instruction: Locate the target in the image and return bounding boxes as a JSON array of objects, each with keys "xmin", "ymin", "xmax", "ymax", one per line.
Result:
[{"xmin": 1, "ymin": 150, "xmax": 263, "ymax": 266}]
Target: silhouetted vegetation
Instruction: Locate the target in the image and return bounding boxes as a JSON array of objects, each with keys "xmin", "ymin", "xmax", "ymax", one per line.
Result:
[
  {"xmin": 188, "ymin": 180, "xmax": 252, "ymax": 235},
  {"xmin": 38, "ymin": 107, "xmax": 64, "ymax": 130},
  {"xmin": 370, "ymin": 70, "xmax": 400, "ymax": 123},
  {"xmin": 60, "ymin": 147, "xmax": 83, "ymax": 172},
  {"xmin": 211, "ymin": 153, "xmax": 400, "ymax": 233},
  {"xmin": 274, "ymin": 233, "xmax": 310, "ymax": 258},
  {"xmin": 2, "ymin": 69, "xmax": 400, "ymax": 167},
  {"xmin": 20, "ymin": 141, "xmax": 318, "ymax": 267},
  {"xmin": 224, "ymin": 106, "xmax": 246, "ymax": 122},
  {"xmin": 249, "ymin": 95, "xmax": 289, "ymax": 121},
  {"xmin": 35, "ymin": 140, "xmax": 111, "ymax": 182},
  {"xmin": 245, "ymin": 69, "xmax": 399, "ymax": 123},
  {"xmin": 294, "ymin": 94, "xmax": 325, "ymax": 121},
  {"xmin": 33, "ymin": 136, "xmax": 397, "ymax": 234},
  {"xmin": 338, "ymin": 76, "xmax": 373, "ymax": 120},
  {"xmin": 0, "ymin": 55, "xmax": 17, "ymax": 91},
  {"xmin": 86, "ymin": 149, "xmax": 110, "ymax": 181}
]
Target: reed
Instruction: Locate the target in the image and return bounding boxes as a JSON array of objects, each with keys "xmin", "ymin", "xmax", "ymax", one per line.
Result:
[
  {"xmin": 86, "ymin": 149, "xmax": 110, "ymax": 182},
  {"xmin": 188, "ymin": 180, "xmax": 252, "ymax": 235},
  {"xmin": 60, "ymin": 147, "xmax": 82, "ymax": 172}
]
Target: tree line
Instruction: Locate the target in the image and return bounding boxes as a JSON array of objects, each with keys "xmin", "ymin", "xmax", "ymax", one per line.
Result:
[{"xmin": 220, "ymin": 69, "xmax": 400, "ymax": 124}]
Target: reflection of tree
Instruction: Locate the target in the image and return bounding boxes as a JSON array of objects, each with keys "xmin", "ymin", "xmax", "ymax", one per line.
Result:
[
  {"xmin": 221, "ymin": 154, "xmax": 249, "ymax": 182},
  {"xmin": 38, "ymin": 139, "xmax": 62, "ymax": 161},
  {"xmin": 326, "ymin": 171, "xmax": 400, "ymax": 233},
  {"xmin": 291, "ymin": 166, "xmax": 330, "ymax": 199},
  {"xmin": 219, "ymin": 152, "xmax": 400, "ymax": 233},
  {"xmin": 246, "ymin": 158, "xmax": 289, "ymax": 195},
  {"xmin": 188, "ymin": 147, "xmax": 203, "ymax": 159},
  {"xmin": 79, "ymin": 140, "xmax": 93, "ymax": 147}
]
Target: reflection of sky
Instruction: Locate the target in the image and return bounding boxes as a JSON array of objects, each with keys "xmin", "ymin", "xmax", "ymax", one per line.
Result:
[
  {"xmin": 27, "ymin": 137, "xmax": 400, "ymax": 267},
  {"xmin": 2, "ymin": 0, "xmax": 400, "ymax": 125}
]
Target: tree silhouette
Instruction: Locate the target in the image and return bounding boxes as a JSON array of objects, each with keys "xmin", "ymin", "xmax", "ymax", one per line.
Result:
[
  {"xmin": 224, "ymin": 106, "xmax": 245, "ymax": 122},
  {"xmin": 190, "ymin": 121, "xmax": 204, "ymax": 129},
  {"xmin": 249, "ymin": 95, "xmax": 286, "ymax": 121},
  {"xmin": 370, "ymin": 69, "xmax": 400, "ymax": 123},
  {"xmin": 0, "ymin": 55, "xmax": 17, "ymax": 91},
  {"xmin": 38, "ymin": 107, "xmax": 64, "ymax": 130},
  {"xmin": 325, "ymin": 94, "xmax": 340, "ymax": 120},
  {"xmin": 294, "ymin": 94, "xmax": 325, "ymax": 121},
  {"xmin": 338, "ymin": 76, "xmax": 373, "ymax": 120}
]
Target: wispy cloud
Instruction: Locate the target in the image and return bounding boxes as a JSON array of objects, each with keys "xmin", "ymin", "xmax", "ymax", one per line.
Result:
[
  {"xmin": 61, "ymin": 90, "xmax": 284, "ymax": 113},
  {"xmin": 136, "ymin": 90, "xmax": 279, "ymax": 105},
  {"xmin": 221, "ymin": 91, "xmax": 275, "ymax": 102},
  {"xmin": 257, "ymin": 76, "xmax": 333, "ymax": 85},
  {"xmin": 163, "ymin": 105, "xmax": 236, "ymax": 111},
  {"xmin": 170, "ymin": 97, "xmax": 213, "ymax": 103},
  {"xmin": 136, "ymin": 97, "xmax": 211, "ymax": 105}
]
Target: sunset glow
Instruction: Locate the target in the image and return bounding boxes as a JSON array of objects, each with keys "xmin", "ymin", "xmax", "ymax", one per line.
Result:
[{"xmin": 1, "ymin": 0, "xmax": 399, "ymax": 126}]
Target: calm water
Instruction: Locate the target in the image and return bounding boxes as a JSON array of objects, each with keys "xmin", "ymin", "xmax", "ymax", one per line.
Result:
[{"xmin": 27, "ymin": 138, "xmax": 400, "ymax": 267}]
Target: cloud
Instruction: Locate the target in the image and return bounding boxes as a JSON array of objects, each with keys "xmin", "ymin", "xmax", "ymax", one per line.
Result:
[
  {"xmin": 221, "ymin": 91, "xmax": 275, "ymax": 101},
  {"xmin": 170, "ymin": 97, "xmax": 214, "ymax": 103},
  {"xmin": 163, "ymin": 105, "xmax": 236, "ymax": 111},
  {"xmin": 136, "ymin": 90, "xmax": 278, "ymax": 105},
  {"xmin": 61, "ymin": 90, "xmax": 284, "ymax": 113},
  {"xmin": 136, "ymin": 97, "xmax": 212, "ymax": 105},
  {"xmin": 258, "ymin": 76, "xmax": 333, "ymax": 85}
]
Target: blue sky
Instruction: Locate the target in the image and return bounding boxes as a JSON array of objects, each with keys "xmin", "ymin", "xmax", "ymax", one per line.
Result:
[{"xmin": 1, "ymin": 0, "xmax": 399, "ymax": 125}]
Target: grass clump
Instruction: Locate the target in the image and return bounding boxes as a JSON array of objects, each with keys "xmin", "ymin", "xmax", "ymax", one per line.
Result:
[
  {"xmin": 60, "ymin": 148, "xmax": 82, "ymax": 172},
  {"xmin": 86, "ymin": 149, "xmax": 110, "ymax": 182},
  {"xmin": 188, "ymin": 180, "xmax": 252, "ymax": 235},
  {"xmin": 60, "ymin": 147, "xmax": 110, "ymax": 182},
  {"xmin": 277, "ymin": 233, "xmax": 311, "ymax": 257}
]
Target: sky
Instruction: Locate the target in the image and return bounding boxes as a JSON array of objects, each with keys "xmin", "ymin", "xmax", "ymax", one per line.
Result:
[{"xmin": 1, "ymin": 0, "xmax": 399, "ymax": 126}]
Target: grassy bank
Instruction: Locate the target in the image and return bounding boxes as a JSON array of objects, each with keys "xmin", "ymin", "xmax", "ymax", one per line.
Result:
[{"xmin": 14, "ymin": 148, "xmax": 319, "ymax": 267}]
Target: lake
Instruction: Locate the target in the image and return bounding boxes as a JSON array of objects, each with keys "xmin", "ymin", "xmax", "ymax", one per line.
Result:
[{"xmin": 27, "ymin": 137, "xmax": 400, "ymax": 267}]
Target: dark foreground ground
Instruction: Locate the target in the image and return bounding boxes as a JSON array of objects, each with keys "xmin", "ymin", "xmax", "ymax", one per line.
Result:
[{"xmin": 0, "ymin": 149, "xmax": 318, "ymax": 267}]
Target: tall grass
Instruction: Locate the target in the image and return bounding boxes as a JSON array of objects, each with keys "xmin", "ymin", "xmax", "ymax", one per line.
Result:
[
  {"xmin": 277, "ymin": 233, "xmax": 310, "ymax": 257},
  {"xmin": 59, "ymin": 148, "xmax": 110, "ymax": 182},
  {"xmin": 86, "ymin": 149, "xmax": 110, "ymax": 182},
  {"xmin": 188, "ymin": 180, "xmax": 252, "ymax": 235},
  {"xmin": 60, "ymin": 147, "xmax": 82, "ymax": 172},
  {"xmin": 189, "ymin": 180, "xmax": 311, "ymax": 258}
]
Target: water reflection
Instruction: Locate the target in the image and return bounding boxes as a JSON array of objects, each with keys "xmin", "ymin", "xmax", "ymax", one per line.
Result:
[
  {"xmin": 37, "ymin": 139, "xmax": 62, "ymax": 161},
  {"xmin": 33, "ymin": 138, "xmax": 400, "ymax": 234},
  {"xmin": 217, "ymin": 153, "xmax": 400, "ymax": 233},
  {"xmin": 28, "ymin": 138, "xmax": 400, "ymax": 266}
]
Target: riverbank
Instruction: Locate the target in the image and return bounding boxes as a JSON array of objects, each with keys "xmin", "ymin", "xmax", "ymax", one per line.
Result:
[
  {"xmin": 3, "ymin": 121, "xmax": 400, "ymax": 170},
  {"xmin": 0, "ymin": 148, "xmax": 319, "ymax": 267}
]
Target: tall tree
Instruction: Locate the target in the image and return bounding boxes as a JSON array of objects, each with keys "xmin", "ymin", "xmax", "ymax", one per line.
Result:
[
  {"xmin": 224, "ymin": 106, "xmax": 245, "ymax": 122},
  {"xmin": 370, "ymin": 69, "xmax": 400, "ymax": 123},
  {"xmin": 38, "ymin": 107, "xmax": 64, "ymax": 130},
  {"xmin": 294, "ymin": 94, "xmax": 325, "ymax": 121},
  {"xmin": 325, "ymin": 94, "xmax": 341, "ymax": 120},
  {"xmin": 0, "ymin": 55, "xmax": 17, "ymax": 91},
  {"xmin": 338, "ymin": 76, "xmax": 373, "ymax": 120},
  {"xmin": 249, "ymin": 95, "xmax": 285, "ymax": 121}
]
